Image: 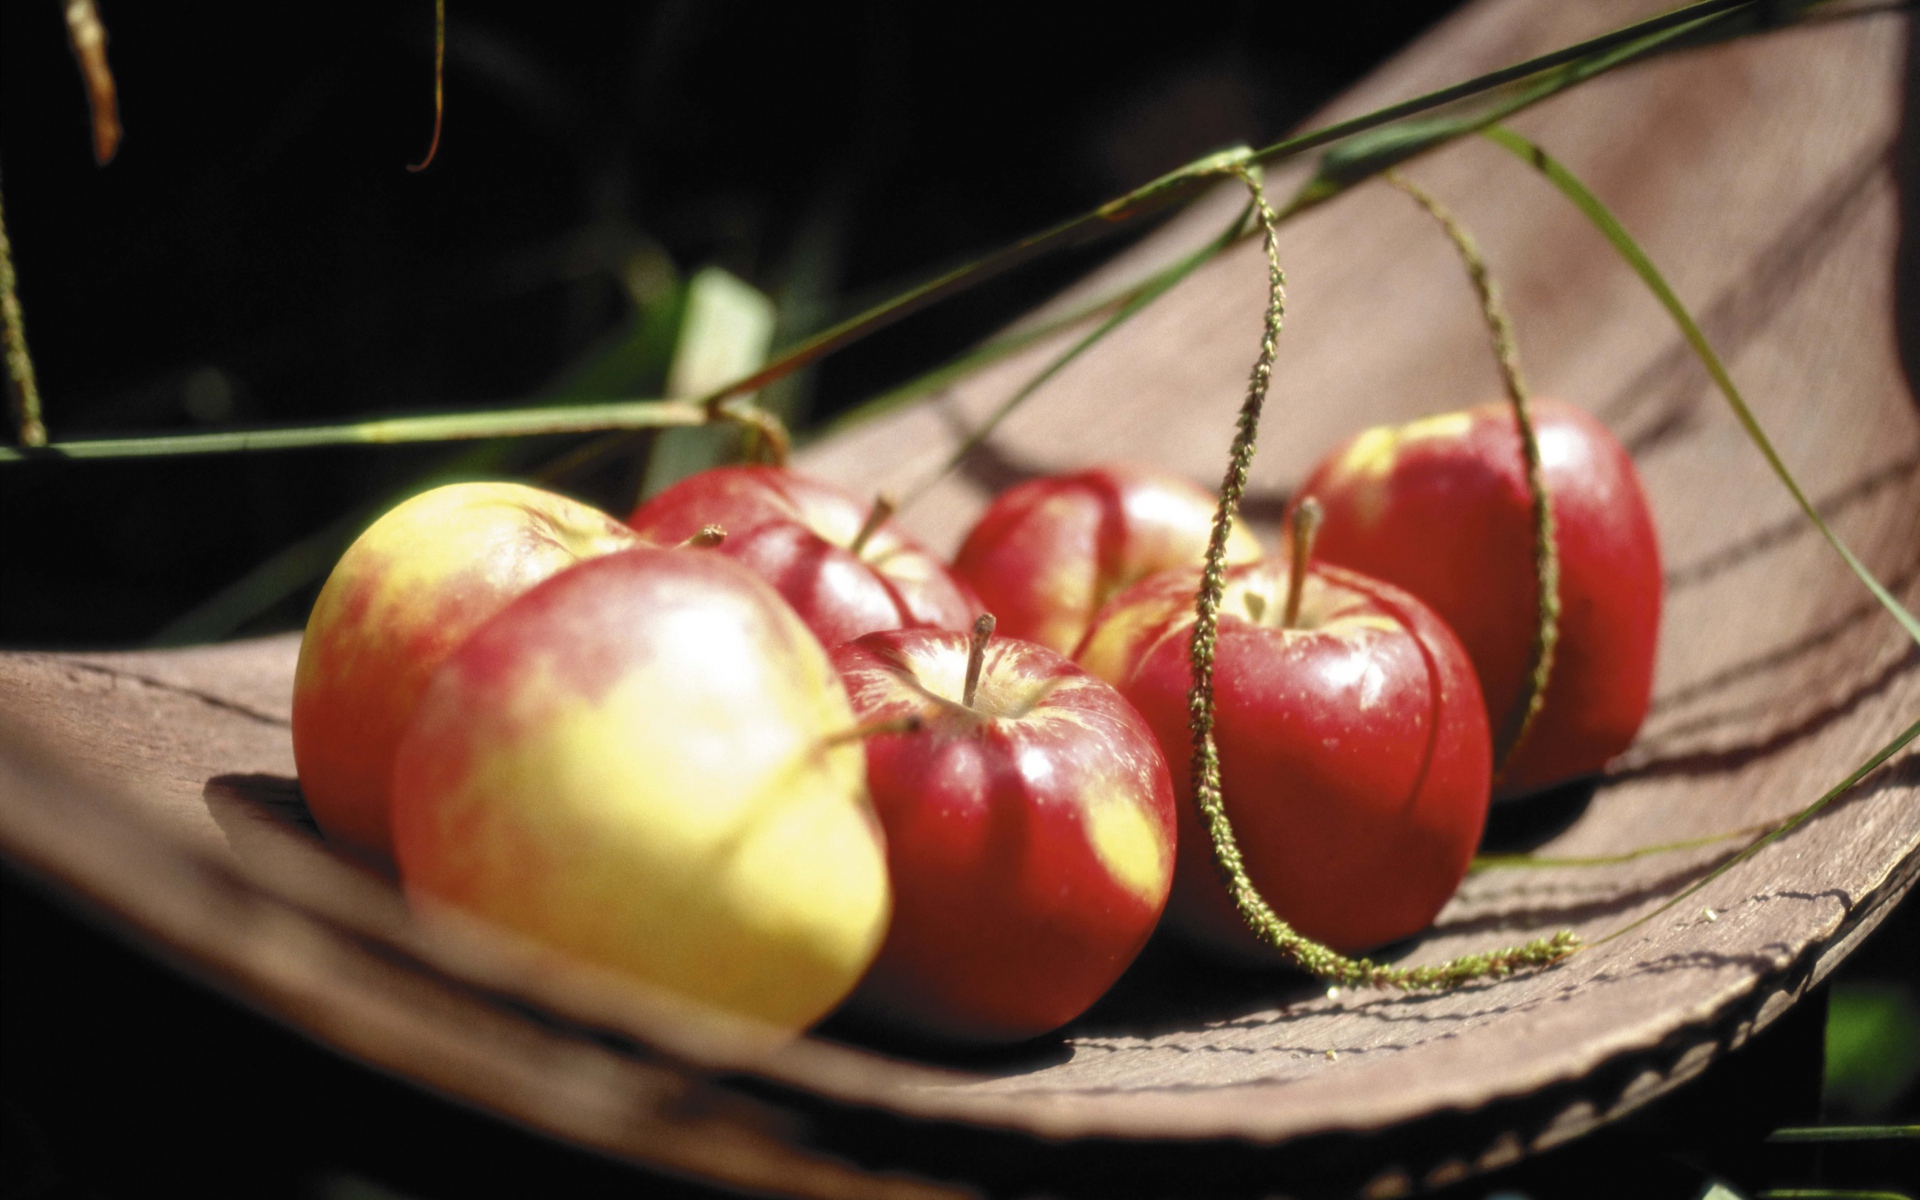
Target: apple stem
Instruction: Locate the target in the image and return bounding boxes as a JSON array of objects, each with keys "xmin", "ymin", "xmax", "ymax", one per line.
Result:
[
  {"xmin": 821, "ymin": 712, "xmax": 924, "ymax": 748},
  {"xmin": 848, "ymin": 492, "xmax": 897, "ymax": 558},
  {"xmin": 680, "ymin": 524, "xmax": 727, "ymax": 549},
  {"xmin": 962, "ymin": 613, "xmax": 995, "ymax": 709},
  {"xmin": 1283, "ymin": 497, "xmax": 1322, "ymax": 628}
]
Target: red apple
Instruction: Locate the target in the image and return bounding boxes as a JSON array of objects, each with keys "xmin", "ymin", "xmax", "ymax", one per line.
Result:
[
  {"xmin": 292, "ymin": 482, "xmax": 642, "ymax": 863},
  {"xmin": 627, "ymin": 465, "xmax": 979, "ymax": 647},
  {"xmin": 1293, "ymin": 399, "xmax": 1662, "ymax": 796},
  {"xmin": 952, "ymin": 462, "xmax": 1263, "ymax": 656},
  {"xmin": 832, "ymin": 617, "xmax": 1177, "ymax": 1042},
  {"xmin": 390, "ymin": 546, "xmax": 890, "ymax": 1032},
  {"xmin": 1077, "ymin": 550, "xmax": 1491, "ymax": 956}
]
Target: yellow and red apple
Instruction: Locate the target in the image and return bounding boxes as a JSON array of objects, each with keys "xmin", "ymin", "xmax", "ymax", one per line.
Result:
[
  {"xmin": 390, "ymin": 546, "xmax": 890, "ymax": 1032},
  {"xmin": 292, "ymin": 482, "xmax": 642, "ymax": 863}
]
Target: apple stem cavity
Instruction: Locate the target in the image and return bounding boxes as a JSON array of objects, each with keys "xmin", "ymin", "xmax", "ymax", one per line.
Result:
[
  {"xmin": 848, "ymin": 492, "xmax": 897, "ymax": 558},
  {"xmin": 1283, "ymin": 497, "xmax": 1323, "ymax": 629},
  {"xmin": 681, "ymin": 524, "xmax": 728, "ymax": 549},
  {"xmin": 963, "ymin": 613, "xmax": 996, "ymax": 709},
  {"xmin": 821, "ymin": 712, "xmax": 925, "ymax": 748}
]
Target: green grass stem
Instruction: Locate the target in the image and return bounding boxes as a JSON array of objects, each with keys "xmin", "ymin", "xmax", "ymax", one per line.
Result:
[
  {"xmin": 898, "ymin": 200, "xmax": 1254, "ymax": 509},
  {"xmin": 1768, "ymin": 1125, "xmax": 1920, "ymax": 1142},
  {"xmin": 811, "ymin": 230, "xmax": 1240, "ymax": 443},
  {"xmin": 1483, "ymin": 124, "xmax": 1920, "ymax": 648},
  {"xmin": 2, "ymin": 2, "xmax": 1824, "ymax": 470},
  {"xmin": 1590, "ymin": 716, "xmax": 1920, "ymax": 946},
  {"xmin": 1280, "ymin": 1, "xmax": 1766, "ymax": 216},
  {"xmin": 1468, "ymin": 820, "xmax": 1782, "ymax": 872},
  {"xmin": 0, "ymin": 398, "xmax": 710, "ymax": 462},
  {"xmin": 1757, "ymin": 1192, "xmax": 1915, "ymax": 1200}
]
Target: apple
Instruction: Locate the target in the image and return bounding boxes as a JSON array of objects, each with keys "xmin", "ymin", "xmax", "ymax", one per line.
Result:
[
  {"xmin": 832, "ymin": 615, "xmax": 1177, "ymax": 1042},
  {"xmin": 1077, "ymin": 526, "xmax": 1491, "ymax": 956},
  {"xmin": 952, "ymin": 462, "xmax": 1264, "ymax": 656},
  {"xmin": 1292, "ymin": 399, "xmax": 1662, "ymax": 796},
  {"xmin": 390, "ymin": 546, "xmax": 890, "ymax": 1032},
  {"xmin": 292, "ymin": 481, "xmax": 642, "ymax": 863},
  {"xmin": 627, "ymin": 465, "xmax": 980, "ymax": 647}
]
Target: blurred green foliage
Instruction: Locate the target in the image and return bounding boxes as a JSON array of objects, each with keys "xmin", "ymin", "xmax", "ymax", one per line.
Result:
[{"xmin": 1826, "ymin": 983, "xmax": 1920, "ymax": 1118}]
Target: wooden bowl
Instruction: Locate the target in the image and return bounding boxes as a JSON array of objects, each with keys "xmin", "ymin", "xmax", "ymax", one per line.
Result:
[{"xmin": 3, "ymin": 1, "xmax": 1916, "ymax": 1195}]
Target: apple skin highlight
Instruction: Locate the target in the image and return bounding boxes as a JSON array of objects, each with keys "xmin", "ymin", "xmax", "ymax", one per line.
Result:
[
  {"xmin": 1078, "ymin": 560, "xmax": 1491, "ymax": 956},
  {"xmin": 953, "ymin": 463, "xmax": 1263, "ymax": 656},
  {"xmin": 390, "ymin": 546, "xmax": 890, "ymax": 1033},
  {"xmin": 1294, "ymin": 399, "xmax": 1662, "ymax": 797},
  {"xmin": 628, "ymin": 465, "xmax": 980, "ymax": 647},
  {"xmin": 834, "ymin": 628, "xmax": 1176, "ymax": 1042},
  {"xmin": 292, "ymin": 482, "xmax": 641, "ymax": 863}
]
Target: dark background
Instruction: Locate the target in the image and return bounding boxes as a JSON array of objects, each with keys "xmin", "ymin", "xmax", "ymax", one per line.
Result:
[
  {"xmin": 2, "ymin": 4, "xmax": 1915, "ymax": 1198},
  {"xmin": 1, "ymin": 0, "xmax": 1461, "ymax": 648}
]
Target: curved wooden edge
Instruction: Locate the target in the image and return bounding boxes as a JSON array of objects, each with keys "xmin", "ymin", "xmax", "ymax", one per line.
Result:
[
  {"xmin": 0, "ymin": 718, "xmax": 968, "ymax": 1200},
  {"xmin": 2, "ymin": 620, "xmax": 1915, "ymax": 1200}
]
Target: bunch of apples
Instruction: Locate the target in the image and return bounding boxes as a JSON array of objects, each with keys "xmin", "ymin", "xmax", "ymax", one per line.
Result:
[{"xmin": 291, "ymin": 395, "xmax": 1659, "ymax": 1043}]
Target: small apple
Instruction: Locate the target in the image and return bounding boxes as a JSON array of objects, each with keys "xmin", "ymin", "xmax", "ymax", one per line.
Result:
[
  {"xmin": 1292, "ymin": 399, "xmax": 1662, "ymax": 796},
  {"xmin": 832, "ymin": 615, "xmax": 1176, "ymax": 1042},
  {"xmin": 952, "ymin": 462, "xmax": 1263, "ymax": 656},
  {"xmin": 390, "ymin": 546, "xmax": 890, "ymax": 1032},
  {"xmin": 292, "ymin": 482, "xmax": 642, "ymax": 863},
  {"xmin": 1077, "ymin": 512, "xmax": 1491, "ymax": 956},
  {"xmin": 627, "ymin": 465, "xmax": 979, "ymax": 647}
]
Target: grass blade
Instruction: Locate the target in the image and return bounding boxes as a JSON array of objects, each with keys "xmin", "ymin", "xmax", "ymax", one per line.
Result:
[
  {"xmin": 149, "ymin": 505, "xmax": 377, "ymax": 646},
  {"xmin": 1591, "ymin": 715, "xmax": 1920, "ymax": 946},
  {"xmin": 811, "ymin": 246, "xmax": 1220, "ymax": 442},
  {"xmin": 1252, "ymin": 0, "xmax": 1756, "ymax": 182},
  {"xmin": 1482, "ymin": 125, "xmax": 1920, "ymax": 647},
  {"xmin": 1755, "ymin": 1192, "xmax": 1918, "ymax": 1200},
  {"xmin": 710, "ymin": 3, "xmax": 1781, "ymax": 416},
  {"xmin": 899, "ymin": 200, "xmax": 1254, "ymax": 508},
  {"xmin": 1767, "ymin": 1125, "xmax": 1920, "ymax": 1142},
  {"xmin": 1469, "ymin": 820, "xmax": 1780, "ymax": 872},
  {"xmin": 0, "ymin": 398, "xmax": 708, "ymax": 461},
  {"xmin": 0, "ymin": 2, "xmax": 1820, "ymax": 469},
  {"xmin": 1281, "ymin": 1, "xmax": 1799, "ymax": 215}
]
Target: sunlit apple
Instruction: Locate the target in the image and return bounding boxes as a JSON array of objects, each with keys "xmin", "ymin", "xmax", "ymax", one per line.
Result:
[
  {"xmin": 953, "ymin": 462, "xmax": 1262, "ymax": 655},
  {"xmin": 628, "ymin": 465, "xmax": 978, "ymax": 647},
  {"xmin": 390, "ymin": 546, "xmax": 890, "ymax": 1032},
  {"xmin": 834, "ymin": 616, "xmax": 1176, "ymax": 1040},
  {"xmin": 1293, "ymin": 399, "xmax": 1662, "ymax": 796},
  {"xmin": 292, "ymin": 482, "xmax": 641, "ymax": 863}
]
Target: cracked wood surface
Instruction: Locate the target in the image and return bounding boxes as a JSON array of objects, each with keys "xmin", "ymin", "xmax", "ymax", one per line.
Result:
[{"xmin": 3, "ymin": 0, "xmax": 1919, "ymax": 1195}]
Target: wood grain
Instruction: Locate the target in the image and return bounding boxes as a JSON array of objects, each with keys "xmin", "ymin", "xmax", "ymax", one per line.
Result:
[{"xmin": 3, "ymin": 1, "xmax": 1918, "ymax": 1195}]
